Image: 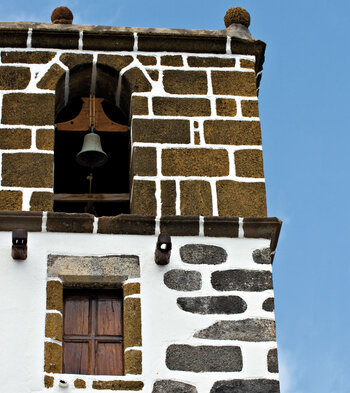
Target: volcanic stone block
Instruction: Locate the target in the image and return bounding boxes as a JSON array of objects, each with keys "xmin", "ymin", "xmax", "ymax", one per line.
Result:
[
  {"xmin": 0, "ymin": 211, "xmax": 42, "ymax": 231},
  {"xmin": 211, "ymin": 379, "xmax": 280, "ymax": 393},
  {"xmin": 180, "ymin": 181, "xmax": 212, "ymax": 215},
  {"xmin": 0, "ymin": 190, "xmax": 22, "ymax": 210},
  {"xmin": 132, "ymin": 147, "xmax": 157, "ymax": 176},
  {"xmin": 211, "ymin": 269, "xmax": 272, "ymax": 292},
  {"xmin": 32, "ymin": 30, "xmax": 79, "ymax": 49},
  {"xmin": 177, "ymin": 296, "xmax": 246, "ymax": 314},
  {"xmin": 152, "ymin": 380, "xmax": 197, "ymax": 393},
  {"xmin": 37, "ymin": 64, "xmax": 65, "ymax": 90},
  {"xmin": 252, "ymin": 248, "xmax": 271, "ymax": 264},
  {"xmin": 123, "ymin": 67, "xmax": 152, "ymax": 92},
  {"xmin": 98, "ymin": 54, "xmax": 133, "ymax": 71},
  {"xmin": 124, "ymin": 350, "xmax": 142, "ymax": 374},
  {"xmin": 45, "ymin": 313, "xmax": 62, "ymax": 341},
  {"xmin": 216, "ymin": 181, "xmax": 267, "ymax": 217},
  {"xmin": 212, "ymin": 71, "xmax": 257, "ymax": 96},
  {"xmin": 241, "ymin": 99, "xmax": 259, "ymax": 117},
  {"xmin": 153, "ymin": 97, "xmax": 211, "ymax": 117},
  {"xmin": 2, "ymin": 51, "xmax": 55, "ymax": 64},
  {"xmin": 2, "ymin": 153, "xmax": 53, "ymax": 188},
  {"xmin": 162, "ymin": 149, "xmax": 228, "ymax": 177},
  {"xmin": 47, "ymin": 212, "xmax": 93, "ymax": 233},
  {"xmin": 124, "ymin": 298, "xmax": 142, "ymax": 348},
  {"xmin": 147, "ymin": 70, "xmax": 159, "ymax": 81},
  {"xmin": 240, "ymin": 59, "xmax": 255, "ymax": 69},
  {"xmin": 268, "ymin": 348, "xmax": 279, "ymax": 373},
  {"xmin": 263, "ymin": 297, "xmax": 275, "ymax": 312},
  {"xmin": 164, "ymin": 269, "xmax": 202, "ymax": 291},
  {"xmin": 161, "ymin": 55, "xmax": 183, "ymax": 66},
  {"xmin": 131, "ymin": 96, "xmax": 149, "ymax": 115},
  {"xmin": 0, "ymin": 29, "xmax": 28, "ymax": 48},
  {"xmin": 131, "ymin": 180, "xmax": 156, "ymax": 215},
  {"xmin": 0, "ymin": 66, "xmax": 30, "ymax": 89},
  {"xmin": 180, "ymin": 244, "xmax": 227, "ymax": 265},
  {"xmin": 0, "ymin": 128, "xmax": 31, "ymax": 149},
  {"xmin": 161, "ymin": 180, "xmax": 176, "ymax": 216},
  {"xmin": 132, "ymin": 119, "xmax": 190, "ymax": 144},
  {"xmin": 204, "ymin": 120, "xmax": 261, "ymax": 145},
  {"xmin": 188, "ymin": 57, "xmax": 235, "ymax": 68},
  {"xmin": 36, "ymin": 128, "xmax": 54, "ymax": 150},
  {"xmin": 163, "ymin": 70, "xmax": 207, "ymax": 95},
  {"xmin": 204, "ymin": 216, "xmax": 239, "ymax": 237},
  {"xmin": 235, "ymin": 149, "xmax": 264, "ymax": 178},
  {"xmin": 60, "ymin": 53, "xmax": 93, "ymax": 68},
  {"xmin": 92, "ymin": 380, "xmax": 144, "ymax": 390},
  {"xmin": 166, "ymin": 345, "xmax": 242, "ymax": 372},
  {"xmin": 123, "ymin": 283, "xmax": 140, "ymax": 297},
  {"xmin": 82, "ymin": 32, "xmax": 134, "ymax": 51},
  {"xmin": 74, "ymin": 379, "xmax": 86, "ymax": 389},
  {"xmin": 98, "ymin": 214, "xmax": 155, "ymax": 235},
  {"xmin": 44, "ymin": 375, "xmax": 54, "ymax": 388},
  {"xmin": 44, "ymin": 342, "xmax": 62, "ymax": 373},
  {"xmin": 138, "ymin": 55, "xmax": 157, "ymax": 65},
  {"xmin": 46, "ymin": 280, "xmax": 63, "ymax": 312},
  {"xmin": 195, "ymin": 319, "xmax": 276, "ymax": 341},
  {"xmin": 216, "ymin": 98, "xmax": 237, "ymax": 117},
  {"xmin": 2, "ymin": 93, "xmax": 55, "ymax": 125},
  {"xmin": 160, "ymin": 216, "xmax": 199, "ymax": 236}
]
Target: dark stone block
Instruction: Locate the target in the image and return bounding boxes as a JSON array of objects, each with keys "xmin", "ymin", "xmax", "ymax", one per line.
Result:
[
  {"xmin": 166, "ymin": 345, "xmax": 242, "ymax": 372},
  {"xmin": 211, "ymin": 379, "xmax": 280, "ymax": 393},
  {"xmin": 152, "ymin": 380, "xmax": 197, "ymax": 393},
  {"xmin": 211, "ymin": 269, "xmax": 272, "ymax": 291},
  {"xmin": 2, "ymin": 51, "xmax": 56, "ymax": 64},
  {"xmin": 204, "ymin": 217, "xmax": 239, "ymax": 237},
  {"xmin": 268, "ymin": 348, "xmax": 279, "ymax": 373},
  {"xmin": 161, "ymin": 181, "xmax": 176, "ymax": 216},
  {"xmin": 0, "ymin": 211, "xmax": 42, "ymax": 232},
  {"xmin": 177, "ymin": 296, "xmax": 246, "ymax": 314},
  {"xmin": 164, "ymin": 270, "xmax": 202, "ymax": 291},
  {"xmin": 83, "ymin": 32, "xmax": 133, "ymax": 51},
  {"xmin": 131, "ymin": 180, "xmax": 157, "ymax": 216},
  {"xmin": 263, "ymin": 297, "xmax": 275, "ymax": 312},
  {"xmin": 131, "ymin": 147, "xmax": 157, "ymax": 176},
  {"xmin": 98, "ymin": 214, "xmax": 155, "ymax": 235},
  {"xmin": 0, "ymin": 66, "xmax": 30, "ymax": 90},
  {"xmin": 188, "ymin": 57, "xmax": 236, "ymax": 68},
  {"xmin": 153, "ymin": 97, "xmax": 211, "ymax": 117},
  {"xmin": 32, "ymin": 30, "xmax": 79, "ymax": 49},
  {"xmin": 253, "ymin": 248, "xmax": 271, "ymax": 264},
  {"xmin": 195, "ymin": 319, "xmax": 276, "ymax": 341},
  {"xmin": 47, "ymin": 212, "xmax": 94, "ymax": 233},
  {"xmin": 0, "ymin": 29, "xmax": 27, "ymax": 48},
  {"xmin": 160, "ymin": 216, "xmax": 199, "ymax": 236},
  {"xmin": 180, "ymin": 244, "xmax": 227, "ymax": 265}
]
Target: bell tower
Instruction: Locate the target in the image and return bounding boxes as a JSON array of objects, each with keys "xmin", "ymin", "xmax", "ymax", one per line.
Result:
[{"xmin": 0, "ymin": 6, "xmax": 282, "ymax": 393}]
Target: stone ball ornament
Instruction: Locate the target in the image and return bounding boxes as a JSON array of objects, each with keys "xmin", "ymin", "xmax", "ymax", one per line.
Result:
[
  {"xmin": 224, "ymin": 7, "xmax": 251, "ymax": 28},
  {"xmin": 51, "ymin": 6, "xmax": 73, "ymax": 24}
]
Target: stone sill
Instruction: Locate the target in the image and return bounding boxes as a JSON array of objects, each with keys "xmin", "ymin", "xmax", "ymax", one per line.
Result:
[{"xmin": 0, "ymin": 211, "xmax": 282, "ymax": 253}]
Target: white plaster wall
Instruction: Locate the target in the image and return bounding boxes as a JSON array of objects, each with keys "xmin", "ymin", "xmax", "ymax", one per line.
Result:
[{"xmin": 0, "ymin": 231, "xmax": 276, "ymax": 393}]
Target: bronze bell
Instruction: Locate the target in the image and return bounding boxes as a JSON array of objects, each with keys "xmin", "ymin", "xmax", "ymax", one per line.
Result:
[{"xmin": 76, "ymin": 128, "xmax": 108, "ymax": 168}]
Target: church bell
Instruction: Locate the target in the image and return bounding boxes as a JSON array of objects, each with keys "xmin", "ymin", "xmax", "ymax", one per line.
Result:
[{"xmin": 76, "ymin": 128, "xmax": 108, "ymax": 168}]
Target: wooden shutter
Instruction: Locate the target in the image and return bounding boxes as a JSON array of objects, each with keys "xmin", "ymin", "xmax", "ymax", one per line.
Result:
[{"xmin": 63, "ymin": 289, "xmax": 123, "ymax": 375}]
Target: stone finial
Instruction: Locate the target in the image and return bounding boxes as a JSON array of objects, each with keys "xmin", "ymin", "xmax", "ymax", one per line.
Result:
[
  {"xmin": 51, "ymin": 6, "xmax": 73, "ymax": 24},
  {"xmin": 224, "ymin": 7, "xmax": 250, "ymax": 28}
]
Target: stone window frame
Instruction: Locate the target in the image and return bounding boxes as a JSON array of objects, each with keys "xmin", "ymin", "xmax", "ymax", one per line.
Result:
[{"xmin": 44, "ymin": 254, "xmax": 143, "ymax": 390}]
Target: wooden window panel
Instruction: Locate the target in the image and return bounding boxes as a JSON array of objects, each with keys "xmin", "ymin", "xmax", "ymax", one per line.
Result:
[{"xmin": 96, "ymin": 342, "xmax": 124, "ymax": 375}]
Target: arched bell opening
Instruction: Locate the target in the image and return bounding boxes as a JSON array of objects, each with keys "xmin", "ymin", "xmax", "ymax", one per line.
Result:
[{"xmin": 53, "ymin": 64, "xmax": 131, "ymax": 216}]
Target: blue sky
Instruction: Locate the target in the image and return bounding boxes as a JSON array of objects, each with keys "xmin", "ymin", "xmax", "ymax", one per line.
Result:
[{"xmin": 1, "ymin": 1, "xmax": 350, "ymax": 392}]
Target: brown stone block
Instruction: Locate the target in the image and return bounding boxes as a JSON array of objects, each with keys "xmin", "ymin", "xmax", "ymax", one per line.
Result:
[
  {"xmin": 45, "ymin": 313, "xmax": 62, "ymax": 341},
  {"xmin": 241, "ymin": 100, "xmax": 259, "ymax": 117},
  {"xmin": 98, "ymin": 54, "xmax": 133, "ymax": 71},
  {"xmin": 212, "ymin": 71, "xmax": 257, "ymax": 96},
  {"xmin": 216, "ymin": 99, "xmax": 237, "ymax": 117},
  {"xmin": 131, "ymin": 96, "xmax": 148, "ymax": 116},
  {"xmin": 204, "ymin": 216, "xmax": 239, "ymax": 237},
  {"xmin": 131, "ymin": 180, "xmax": 156, "ymax": 215},
  {"xmin": 2, "ymin": 51, "xmax": 55, "ymax": 64},
  {"xmin": 0, "ymin": 29, "xmax": 27, "ymax": 48},
  {"xmin": 30, "ymin": 192, "xmax": 53, "ymax": 211},
  {"xmin": 194, "ymin": 132, "xmax": 200, "ymax": 145},
  {"xmin": 243, "ymin": 217, "xmax": 282, "ymax": 249},
  {"xmin": 32, "ymin": 30, "xmax": 79, "ymax": 49},
  {"xmin": 83, "ymin": 32, "xmax": 133, "ymax": 51},
  {"xmin": 36, "ymin": 128, "xmax": 54, "ymax": 150},
  {"xmin": 74, "ymin": 379, "xmax": 86, "ymax": 389},
  {"xmin": 0, "ymin": 211, "xmax": 42, "ymax": 231},
  {"xmin": 37, "ymin": 64, "xmax": 65, "ymax": 90},
  {"xmin": 235, "ymin": 149, "xmax": 264, "ymax": 178},
  {"xmin": 125, "ymin": 350, "xmax": 142, "ymax": 375},
  {"xmin": 60, "ymin": 53, "xmax": 93, "ymax": 68},
  {"xmin": 161, "ymin": 180, "xmax": 176, "ymax": 216},
  {"xmin": 132, "ymin": 119, "xmax": 190, "ymax": 144},
  {"xmin": 240, "ymin": 59, "xmax": 255, "ymax": 69},
  {"xmin": 0, "ymin": 128, "xmax": 31, "ymax": 149},
  {"xmin": 0, "ymin": 190, "xmax": 22, "ymax": 210},
  {"xmin": 131, "ymin": 147, "xmax": 157, "ymax": 176},
  {"xmin": 161, "ymin": 55, "xmax": 183, "ymax": 67},
  {"xmin": 188, "ymin": 57, "xmax": 236, "ymax": 68},
  {"xmin": 2, "ymin": 93, "xmax": 54, "ymax": 125},
  {"xmin": 147, "ymin": 70, "xmax": 159, "ymax": 81},
  {"xmin": 137, "ymin": 55, "xmax": 157, "ymax": 65},
  {"xmin": 180, "ymin": 181, "xmax": 212, "ymax": 216},
  {"xmin": 123, "ymin": 67, "xmax": 152, "ymax": 92},
  {"xmin": 44, "ymin": 341, "xmax": 62, "ymax": 373},
  {"xmin": 0, "ymin": 66, "xmax": 30, "ymax": 90},
  {"xmin": 204, "ymin": 120, "xmax": 261, "ymax": 145},
  {"xmin": 162, "ymin": 148, "xmax": 229, "ymax": 177},
  {"xmin": 92, "ymin": 380, "xmax": 144, "ymax": 390},
  {"xmin": 98, "ymin": 215, "xmax": 155, "ymax": 235},
  {"xmin": 46, "ymin": 212, "xmax": 94, "ymax": 233},
  {"xmin": 160, "ymin": 216, "xmax": 199, "ymax": 236},
  {"xmin": 163, "ymin": 70, "xmax": 207, "ymax": 95},
  {"xmin": 124, "ymin": 297, "xmax": 142, "ymax": 348},
  {"xmin": 44, "ymin": 375, "xmax": 54, "ymax": 388},
  {"xmin": 153, "ymin": 97, "xmax": 211, "ymax": 117},
  {"xmin": 2, "ymin": 153, "xmax": 53, "ymax": 188},
  {"xmin": 217, "ymin": 181, "xmax": 267, "ymax": 217},
  {"xmin": 123, "ymin": 283, "xmax": 140, "ymax": 297},
  {"xmin": 46, "ymin": 280, "xmax": 63, "ymax": 312}
]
